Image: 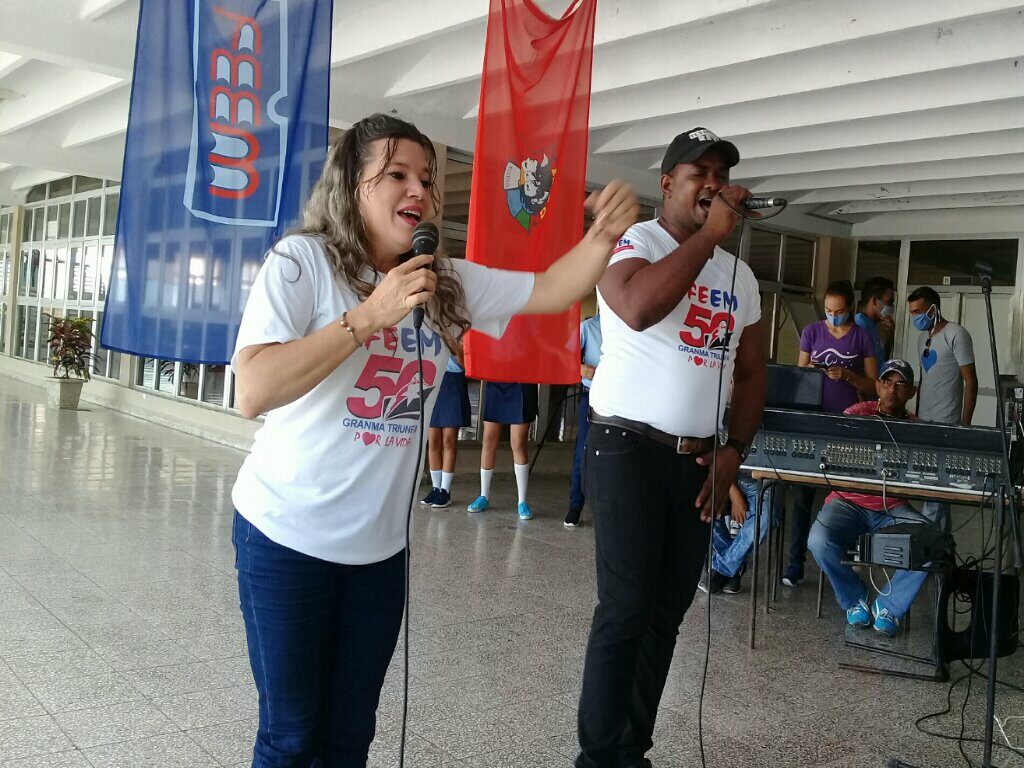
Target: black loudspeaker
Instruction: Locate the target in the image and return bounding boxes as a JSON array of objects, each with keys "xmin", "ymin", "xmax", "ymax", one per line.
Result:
[{"xmin": 939, "ymin": 569, "xmax": 1021, "ymax": 661}]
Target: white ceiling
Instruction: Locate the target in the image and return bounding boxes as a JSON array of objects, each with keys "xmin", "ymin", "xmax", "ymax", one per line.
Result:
[{"xmin": 0, "ymin": 0, "xmax": 1022, "ymax": 237}]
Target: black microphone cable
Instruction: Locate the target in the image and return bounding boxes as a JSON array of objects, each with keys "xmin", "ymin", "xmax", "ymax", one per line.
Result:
[
  {"xmin": 698, "ymin": 194, "xmax": 786, "ymax": 768},
  {"xmin": 398, "ymin": 309, "xmax": 429, "ymax": 768}
]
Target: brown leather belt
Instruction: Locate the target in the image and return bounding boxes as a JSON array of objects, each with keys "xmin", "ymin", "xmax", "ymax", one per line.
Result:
[{"xmin": 589, "ymin": 409, "xmax": 715, "ymax": 455}]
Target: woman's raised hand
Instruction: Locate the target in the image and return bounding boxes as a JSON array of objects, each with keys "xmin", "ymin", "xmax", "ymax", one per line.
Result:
[
  {"xmin": 586, "ymin": 180, "xmax": 639, "ymax": 249},
  {"xmin": 360, "ymin": 255, "xmax": 437, "ymax": 331}
]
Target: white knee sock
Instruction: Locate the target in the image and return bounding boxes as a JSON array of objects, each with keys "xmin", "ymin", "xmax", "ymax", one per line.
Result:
[
  {"xmin": 441, "ymin": 471, "xmax": 454, "ymax": 493},
  {"xmin": 514, "ymin": 462, "xmax": 530, "ymax": 505},
  {"xmin": 480, "ymin": 468, "xmax": 493, "ymax": 499},
  {"xmin": 430, "ymin": 469, "xmax": 442, "ymax": 489}
]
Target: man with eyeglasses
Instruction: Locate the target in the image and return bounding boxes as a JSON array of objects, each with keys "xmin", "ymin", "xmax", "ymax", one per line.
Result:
[
  {"xmin": 807, "ymin": 359, "xmax": 949, "ymax": 637},
  {"xmin": 907, "ymin": 286, "xmax": 977, "ymax": 426}
]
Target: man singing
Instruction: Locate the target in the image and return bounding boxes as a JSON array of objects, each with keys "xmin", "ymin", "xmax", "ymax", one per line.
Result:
[{"xmin": 576, "ymin": 128, "xmax": 767, "ymax": 768}]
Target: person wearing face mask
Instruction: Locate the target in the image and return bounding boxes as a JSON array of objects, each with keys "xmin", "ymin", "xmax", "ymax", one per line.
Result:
[
  {"xmin": 783, "ymin": 279, "xmax": 879, "ymax": 587},
  {"xmin": 855, "ymin": 276, "xmax": 896, "ymax": 367},
  {"xmin": 907, "ymin": 286, "xmax": 978, "ymax": 426}
]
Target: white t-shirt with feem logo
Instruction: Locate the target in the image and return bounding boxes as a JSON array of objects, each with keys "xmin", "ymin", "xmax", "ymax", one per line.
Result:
[
  {"xmin": 589, "ymin": 219, "xmax": 761, "ymax": 438},
  {"xmin": 230, "ymin": 235, "xmax": 534, "ymax": 565}
]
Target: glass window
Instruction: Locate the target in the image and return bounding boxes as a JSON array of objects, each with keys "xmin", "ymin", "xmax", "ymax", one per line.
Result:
[
  {"xmin": 31, "ymin": 208, "xmax": 44, "ymax": 242},
  {"xmin": 748, "ymin": 228, "xmax": 782, "ymax": 282},
  {"xmin": 157, "ymin": 359, "xmax": 175, "ymax": 391},
  {"xmin": 202, "ymin": 364, "xmax": 227, "ymax": 406},
  {"xmin": 855, "ymin": 240, "xmax": 900, "ymax": 290},
  {"xmin": 27, "ymin": 250, "xmax": 40, "ymax": 298},
  {"xmin": 57, "ymin": 203, "xmax": 71, "ymax": 239},
  {"xmin": 138, "ymin": 357, "xmax": 158, "ymax": 390},
  {"xmin": 86, "ymin": 197, "xmax": 102, "ymax": 236},
  {"xmin": 82, "ymin": 245, "xmax": 97, "ymax": 302},
  {"xmin": 107, "ymin": 350, "xmax": 121, "ymax": 380},
  {"xmin": 91, "ymin": 312, "xmax": 105, "ymax": 377},
  {"xmin": 0, "ymin": 212, "xmax": 9, "ymax": 244},
  {"xmin": 187, "ymin": 254, "xmax": 207, "ymax": 309},
  {"xmin": 783, "ymin": 236, "xmax": 815, "ymax": 287},
  {"xmin": 178, "ymin": 363, "xmax": 200, "ymax": 399},
  {"xmin": 0, "ymin": 304, "xmax": 5, "ymax": 353},
  {"xmin": 99, "ymin": 244, "xmax": 113, "ymax": 301},
  {"xmin": 45, "ymin": 205, "xmax": 59, "ymax": 240},
  {"xmin": 67, "ymin": 247, "xmax": 81, "ymax": 301},
  {"xmin": 17, "ymin": 250, "xmax": 28, "ymax": 296},
  {"xmin": 15, "ymin": 305, "xmax": 28, "ymax": 357},
  {"xmin": 0, "ymin": 252, "xmax": 8, "ymax": 294},
  {"xmin": 102, "ymin": 193, "xmax": 119, "ymax": 236},
  {"xmin": 25, "ymin": 184, "xmax": 46, "ymax": 204},
  {"xmin": 75, "ymin": 176, "xmax": 103, "ymax": 194},
  {"xmin": 53, "ymin": 247, "xmax": 68, "ymax": 302},
  {"xmin": 40, "ymin": 249, "xmax": 55, "ymax": 299},
  {"xmin": 72, "ymin": 200, "xmax": 87, "ymax": 238},
  {"xmin": 49, "ymin": 177, "xmax": 74, "ymax": 198},
  {"xmin": 908, "ymin": 239, "xmax": 1018, "ymax": 288},
  {"xmin": 25, "ymin": 307, "xmax": 38, "ymax": 361}
]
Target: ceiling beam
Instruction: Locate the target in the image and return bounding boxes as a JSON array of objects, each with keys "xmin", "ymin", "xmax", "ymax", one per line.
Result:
[
  {"xmin": 79, "ymin": 0, "xmax": 131, "ymax": 22},
  {"xmin": 588, "ymin": 9, "xmax": 1024, "ymax": 131},
  {"xmin": 384, "ymin": 0, "xmax": 779, "ymax": 98},
  {"xmin": 749, "ymin": 154, "xmax": 1024, "ymax": 195},
  {"xmin": 832, "ymin": 191, "xmax": 1024, "ymax": 215},
  {"xmin": 0, "ymin": 52, "xmax": 28, "ymax": 81},
  {"xmin": 794, "ymin": 174, "xmax": 1024, "ymax": 205},
  {"xmin": 0, "ymin": 70, "xmax": 122, "ymax": 135},
  {"xmin": 388, "ymin": 0, "xmax": 1020, "ymax": 101},
  {"xmin": 0, "ymin": 135, "xmax": 124, "ymax": 181},
  {"xmin": 596, "ymin": 55, "xmax": 1024, "ymax": 155},
  {"xmin": 733, "ymin": 130, "xmax": 1024, "ymax": 179},
  {"xmin": 851, "ymin": 206, "xmax": 1024, "ymax": 238},
  {"xmin": 663, "ymin": 98, "xmax": 1024, "ymax": 166},
  {"xmin": 10, "ymin": 167, "xmax": 66, "ymax": 190},
  {"xmin": 0, "ymin": 3, "xmax": 133, "ymax": 79},
  {"xmin": 60, "ymin": 86, "xmax": 130, "ymax": 148}
]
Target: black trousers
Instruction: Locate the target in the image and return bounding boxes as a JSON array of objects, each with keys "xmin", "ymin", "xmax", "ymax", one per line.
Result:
[{"xmin": 576, "ymin": 425, "xmax": 710, "ymax": 768}]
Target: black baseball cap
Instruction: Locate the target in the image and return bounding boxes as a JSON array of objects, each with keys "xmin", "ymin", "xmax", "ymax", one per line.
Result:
[
  {"xmin": 660, "ymin": 127, "xmax": 740, "ymax": 175},
  {"xmin": 880, "ymin": 359, "xmax": 915, "ymax": 387}
]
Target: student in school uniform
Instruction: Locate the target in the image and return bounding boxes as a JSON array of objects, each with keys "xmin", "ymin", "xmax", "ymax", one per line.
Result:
[{"xmin": 421, "ymin": 349, "xmax": 471, "ymax": 508}]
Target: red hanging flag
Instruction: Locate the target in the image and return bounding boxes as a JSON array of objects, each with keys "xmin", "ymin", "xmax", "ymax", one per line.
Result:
[{"xmin": 463, "ymin": 0, "xmax": 597, "ymax": 384}]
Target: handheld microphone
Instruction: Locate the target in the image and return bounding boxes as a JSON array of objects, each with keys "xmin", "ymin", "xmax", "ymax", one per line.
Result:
[
  {"xmin": 743, "ymin": 197, "xmax": 787, "ymax": 210},
  {"xmin": 410, "ymin": 221, "xmax": 439, "ymax": 330}
]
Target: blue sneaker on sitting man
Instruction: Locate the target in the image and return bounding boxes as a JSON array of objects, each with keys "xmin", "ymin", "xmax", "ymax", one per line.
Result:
[{"xmin": 807, "ymin": 360, "xmax": 949, "ymax": 638}]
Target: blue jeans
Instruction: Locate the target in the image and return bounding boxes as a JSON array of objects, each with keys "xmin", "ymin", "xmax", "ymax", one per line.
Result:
[
  {"xmin": 569, "ymin": 388, "xmax": 590, "ymax": 512},
  {"xmin": 711, "ymin": 477, "xmax": 778, "ymax": 578},
  {"xmin": 807, "ymin": 498, "xmax": 946, "ymax": 619},
  {"xmin": 233, "ymin": 512, "xmax": 405, "ymax": 768}
]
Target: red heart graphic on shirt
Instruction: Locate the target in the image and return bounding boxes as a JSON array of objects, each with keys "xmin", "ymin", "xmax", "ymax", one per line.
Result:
[
  {"xmin": 693, "ymin": 356, "xmax": 704, "ymax": 366},
  {"xmin": 362, "ymin": 432, "xmax": 377, "ymax": 446}
]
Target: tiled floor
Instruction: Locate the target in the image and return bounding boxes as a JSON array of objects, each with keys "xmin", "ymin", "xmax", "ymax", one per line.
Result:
[{"xmin": 0, "ymin": 374, "xmax": 1022, "ymax": 767}]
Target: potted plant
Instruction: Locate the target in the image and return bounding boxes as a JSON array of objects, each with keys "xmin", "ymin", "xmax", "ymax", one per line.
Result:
[{"xmin": 43, "ymin": 314, "xmax": 97, "ymax": 409}]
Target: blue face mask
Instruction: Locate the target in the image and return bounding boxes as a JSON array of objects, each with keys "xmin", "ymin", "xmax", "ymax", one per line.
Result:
[
  {"xmin": 912, "ymin": 305, "xmax": 937, "ymax": 331},
  {"xmin": 827, "ymin": 312, "xmax": 849, "ymax": 327},
  {"xmin": 880, "ymin": 303, "xmax": 895, "ymax": 319}
]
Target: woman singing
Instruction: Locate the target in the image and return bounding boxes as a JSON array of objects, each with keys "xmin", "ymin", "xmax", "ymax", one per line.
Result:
[{"xmin": 230, "ymin": 113, "xmax": 637, "ymax": 767}]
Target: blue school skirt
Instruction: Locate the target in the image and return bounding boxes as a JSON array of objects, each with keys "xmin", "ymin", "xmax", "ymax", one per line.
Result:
[
  {"xmin": 429, "ymin": 371, "xmax": 471, "ymax": 428},
  {"xmin": 482, "ymin": 382, "xmax": 538, "ymax": 425}
]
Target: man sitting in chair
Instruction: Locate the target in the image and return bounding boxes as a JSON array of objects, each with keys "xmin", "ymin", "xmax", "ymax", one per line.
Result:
[{"xmin": 808, "ymin": 359, "xmax": 948, "ymax": 637}]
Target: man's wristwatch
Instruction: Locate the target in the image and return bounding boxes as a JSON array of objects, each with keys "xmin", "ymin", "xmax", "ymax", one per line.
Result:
[{"xmin": 724, "ymin": 437, "xmax": 749, "ymax": 461}]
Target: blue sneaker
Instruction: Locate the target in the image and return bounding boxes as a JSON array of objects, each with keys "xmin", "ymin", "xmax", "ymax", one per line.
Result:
[
  {"xmin": 873, "ymin": 600, "xmax": 899, "ymax": 637},
  {"xmin": 846, "ymin": 598, "xmax": 871, "ymax": 628},
  {"xmin": 430, "ymin": 489, "xmax": 451, "ymax": 509},
  {"xmin": 420, "ymin": 487, "xmax": 440, "ymax": 506},
  {"xmin": 467, "ymin": 495, "xmax": 489, "ymax": 513},
  {"xmin": 518, "ymin": 502, "xmax": 533, "ymax": 520}
]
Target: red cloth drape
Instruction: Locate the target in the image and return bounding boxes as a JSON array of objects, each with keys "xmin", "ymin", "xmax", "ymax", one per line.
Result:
[{"xmin": 463, "ymin": 0, "xmax": 597, "ymax": 384}]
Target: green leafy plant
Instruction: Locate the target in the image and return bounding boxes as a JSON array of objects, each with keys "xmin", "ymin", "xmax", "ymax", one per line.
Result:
[{"xmin": 44, "ymin": 314, "xmax": 97, "ymax": 380}]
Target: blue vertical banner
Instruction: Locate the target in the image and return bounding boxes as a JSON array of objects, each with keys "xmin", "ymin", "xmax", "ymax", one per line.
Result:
[{"xmin": 102, "ymin": 0, "xmax": 332, "ymax": 364}]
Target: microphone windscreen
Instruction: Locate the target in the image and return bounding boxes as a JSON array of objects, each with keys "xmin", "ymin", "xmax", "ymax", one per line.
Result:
[{"xmin": 411, "ymin": 221, "xmax": 439, "ymax": 257}]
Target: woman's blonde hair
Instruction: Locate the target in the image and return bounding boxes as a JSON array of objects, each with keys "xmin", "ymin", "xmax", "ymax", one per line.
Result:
[{"xmin": 294, "ymin": 113, "xmax": 469, "ymax": 352}]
